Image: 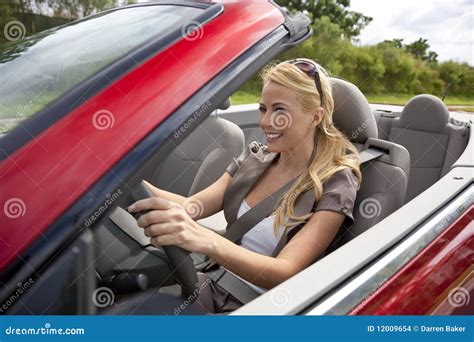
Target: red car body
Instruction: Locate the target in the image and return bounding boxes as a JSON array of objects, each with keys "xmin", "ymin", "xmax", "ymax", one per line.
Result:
[{"xmin": 0, "ymin": 0, "xmax": 283, "ymax": 271}]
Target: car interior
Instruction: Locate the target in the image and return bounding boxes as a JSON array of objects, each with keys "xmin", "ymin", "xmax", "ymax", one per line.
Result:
[
  {"xmin": 374, "ymin": 94, "xmax": 469, "ymax": 203},
  {"xmin": 4, "ymin": 74, "xmax": 469, "ymax": 315},
  {"xmin": 80, "ymin": 76, "xmax": 468, "ymax": 314}
]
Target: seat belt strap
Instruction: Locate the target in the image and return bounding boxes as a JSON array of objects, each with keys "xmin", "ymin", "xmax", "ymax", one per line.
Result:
[
  {"xmin": 206, "ymin": 268, "xmax": 259, "ymax": 304},
  {"xmin": 359, "ymin": 147, "xmax": 385, "ymax": 164},
  {"xmin": 270, "ymin": 146, "xmax": 387, "ymax": 257},
  {"xmin": 223, "ymin": 178, "xmax": 295, "ymax": 243},
  {"xmin": 200, "ymin": 177, "xmax": 296, "ymax": 272},
  {"xmin": 222, "ymin": 147, "xmax": 385, "ymax": 250},
  {"xmin": 205, "ymin": 146, "xmax": 389, "ymax": 302},
  {"xmin": 225, "ymin": 147, "xmax": 384, "ymax": 246}
]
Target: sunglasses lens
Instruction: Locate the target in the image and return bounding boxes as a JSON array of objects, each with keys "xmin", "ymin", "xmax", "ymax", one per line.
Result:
[
  {"xmin": 289, "ymin": 59, "xmax": 324, "ymax": 103},
  {"xmin": 293, "ymin": 61, "xmax": 313, "ymax": 73}
]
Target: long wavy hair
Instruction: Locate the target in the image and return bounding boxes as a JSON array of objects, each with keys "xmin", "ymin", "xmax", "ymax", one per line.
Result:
[{"xmin": 261, "ymin": 59, "xmax": 362, "ymax": 233}]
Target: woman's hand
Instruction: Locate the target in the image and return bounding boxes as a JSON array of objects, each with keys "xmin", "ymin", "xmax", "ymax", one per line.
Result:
[{"xmin": 128, "ymin": 197, "xmax": 216, "ymax": 254}]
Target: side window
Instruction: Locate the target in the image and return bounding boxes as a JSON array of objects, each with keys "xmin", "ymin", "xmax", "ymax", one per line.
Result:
[
  {"xmin": 0, "ymin": 5, "xmax": 205, "ymax": 134},
  {"xmin": 3, "ymin": 230, "xmax": 96, "ymax": 314}
]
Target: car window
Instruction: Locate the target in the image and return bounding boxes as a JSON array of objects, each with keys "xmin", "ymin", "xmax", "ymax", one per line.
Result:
[{"xmin": 0, "ymin": 5, "xmax": 203, "ymax": 134}]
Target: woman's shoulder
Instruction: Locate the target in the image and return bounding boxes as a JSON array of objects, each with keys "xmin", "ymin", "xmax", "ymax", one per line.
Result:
[
  {"xmin": 322, "ymin": 167, "xmax": 360, "ymax": 194},
  {"xmin": 314, "ymin": 167, "xmax": 360, "ymax": 222}
]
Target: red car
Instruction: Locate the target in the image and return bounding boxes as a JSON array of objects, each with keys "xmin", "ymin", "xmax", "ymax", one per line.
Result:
[{"xmin": 0, "ymin": 0, "xmax": 472, "ymax": 315}]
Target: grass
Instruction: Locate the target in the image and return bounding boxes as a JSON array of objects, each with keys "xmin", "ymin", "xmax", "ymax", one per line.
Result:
[
  {"xmin": 231, "ymin": 90, "xmax": 474, "ymax": 107},
  {"xmin": 366, "ymin": 94, "xmax": 474, "ymax": 106},
  {"xmin": 231, "ymin": 91, "xmax": 261, "ymax": 106},
  {"xmin": 454, "ymin": 107, "xmax": 474, "ymax": 113}
]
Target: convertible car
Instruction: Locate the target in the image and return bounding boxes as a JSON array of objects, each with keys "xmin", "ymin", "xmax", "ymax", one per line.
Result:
[{"xmin": 0, "ymin": 0, "xmax": 472, "ymax": 315}]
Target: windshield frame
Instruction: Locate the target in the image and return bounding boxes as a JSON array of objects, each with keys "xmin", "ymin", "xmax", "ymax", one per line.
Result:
[{"xmin": 0, "ymin": 2, "xmax": 223, "ymax": 158}]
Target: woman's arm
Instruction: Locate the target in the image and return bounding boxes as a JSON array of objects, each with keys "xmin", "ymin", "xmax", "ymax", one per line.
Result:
[
  {"xmin": 204, "ymin": 210, "xmax": 345, "ymax": 288},
  {"xmin": 143, "ymin": 172, "xmax": 232, "ymax": 221},
  {"xmin": 128, "ymin": 196, "xmax": 345, "ymax": 289}
]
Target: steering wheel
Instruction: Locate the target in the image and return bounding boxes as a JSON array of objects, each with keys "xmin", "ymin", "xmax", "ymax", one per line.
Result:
[{"xmin": 131, "ymin": 181, "xmax": 198, "ymax": 300}]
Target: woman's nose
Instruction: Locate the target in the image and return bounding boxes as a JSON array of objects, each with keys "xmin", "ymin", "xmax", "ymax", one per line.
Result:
[{"xmin": 260, "ymin": 110, "xmax": 271, "ymax": 128}]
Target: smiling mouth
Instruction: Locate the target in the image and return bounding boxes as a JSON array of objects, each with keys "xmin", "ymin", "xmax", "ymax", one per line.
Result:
[{"xmin": 265, "ymin": 132, "xmax": 283, "ymax": 140}]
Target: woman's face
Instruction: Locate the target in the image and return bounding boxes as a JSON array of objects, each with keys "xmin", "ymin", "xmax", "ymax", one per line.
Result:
[{"xmin": 259, "ymin": 81, "xmax": 320, "ymax": 153}]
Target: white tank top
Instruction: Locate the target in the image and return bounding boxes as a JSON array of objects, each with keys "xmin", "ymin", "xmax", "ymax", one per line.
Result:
[{"xmin": 225, "ymin": 199, "xmax": 285, "ymax": 294}]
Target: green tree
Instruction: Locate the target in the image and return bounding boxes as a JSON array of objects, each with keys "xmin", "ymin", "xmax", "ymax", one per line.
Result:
[
  {"xmin": 4, "ymin": 0, "xmax": 136, "ymax": 20},
  {"xmin": 383, "ymin": 38, "xmax": 404, "ymax": 49},
  {"xmin": 404, "ymin": 38, "xmax": 438, "ymax": 63},
  {"xmin": 1, "ymin": 0, "xmax": 136, "ymax": 42},
  {"xmin": 311, "ymin": 15, "xmax": 348, "ymax": 74},
  {"xmin": 35, "ymin": 0, "xmax": 121, "ymax": 19},
  {"xmin": 275, "ymin": 0, "xmax": 372, "ymax": 38},
  {"xmin": 438, "ymin": 61, "xmax": 474, "ymax": 98}
]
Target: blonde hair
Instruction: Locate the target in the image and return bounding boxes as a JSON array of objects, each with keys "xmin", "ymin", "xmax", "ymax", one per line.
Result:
[{"xmin": 261, "ymin": 59, "xmax": 362, "ymax": 233}]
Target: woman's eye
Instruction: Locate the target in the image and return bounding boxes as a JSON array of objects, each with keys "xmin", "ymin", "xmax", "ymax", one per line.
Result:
[
  {"xmin": 274, "ymin": 108, "xmax": 286, "ymax": 113},
  {"xmin": 259, "ymin": 107, "xmax": 266, "ymax": 113}
]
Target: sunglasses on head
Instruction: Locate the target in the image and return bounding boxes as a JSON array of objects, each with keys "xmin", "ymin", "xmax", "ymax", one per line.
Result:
[{"xmin": 288, "ymin": 59, "xmax": 324, "ymax": 105}]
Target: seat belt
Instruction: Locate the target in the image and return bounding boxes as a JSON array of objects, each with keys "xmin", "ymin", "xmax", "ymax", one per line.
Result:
[
  {"xmin": 206, "ymin": 267, "xmax": 260, "ymax": 304},
  {"xmin": 208, "ymin": 146, "xmax": 385, "ymax": 257},
  {"xmin": 199, "ymin": 177, "xmax": 297, "ymax": 271},
  {"xmin": 359, "ymin": 147, "xmax": 385, "ymax": 164},
  {"xmin": 206, "ymin": 146, "xmax": 386, "ymax": 304},
  {"xmin": 223, "ymin": 178, "xmax": 297, "ymax": 243},
  {"xmin": 108, "ymin": 147, "xmax": 386, "ymax": 305},
  {"xmin": 270, "ymin": 147, "xmax": 386, "ymax": 257}
]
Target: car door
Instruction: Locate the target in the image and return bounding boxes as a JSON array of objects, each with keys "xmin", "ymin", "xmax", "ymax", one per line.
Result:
[{"xmin": 0, "ymin": 1, "xmax": 312, "ymax": 314}]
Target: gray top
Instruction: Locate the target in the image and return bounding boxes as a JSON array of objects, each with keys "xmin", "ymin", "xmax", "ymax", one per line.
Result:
[{"xmin": 223, "ymin": 141, "xmax": 359, "ymax": 254}]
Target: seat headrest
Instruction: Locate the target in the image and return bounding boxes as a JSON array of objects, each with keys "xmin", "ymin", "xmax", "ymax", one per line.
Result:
[
  {"xmin": 400, "ymin": 94, "xmax": 449, "ymax": 132},
  {"xmin": 330, "ymin": 78, "xmax": 378, "ymax": 143}
]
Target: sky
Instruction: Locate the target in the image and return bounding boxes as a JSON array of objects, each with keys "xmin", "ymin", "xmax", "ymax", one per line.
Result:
[{"xmin": 349, "ymin": 0, "xmax": 473, "ymax": 65}]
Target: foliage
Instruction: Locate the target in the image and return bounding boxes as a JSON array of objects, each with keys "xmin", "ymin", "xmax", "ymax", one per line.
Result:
[
  {"xmin": 385, "ymin": 38, "xmax": 439, "ymax": 63},
  {"xmin": 237, "ymin": 16, "xmax": 472, "ymax": 103},
  {"xmin": 5, "ymin": 0, "xmax": 133, "ymax": 19},
  {"xmin": 275, "ymin": 0, "xmax": 372, "ymax": 38},
  {"xmin": 1, "ymin": 0, "xmax": 471, "ymax": 103}
]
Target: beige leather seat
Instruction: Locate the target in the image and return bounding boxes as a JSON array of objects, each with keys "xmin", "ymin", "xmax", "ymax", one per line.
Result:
[
  {"xmin": 327, "ymin": 78, "xmax": 411, "ymax": 250},
  {"xmin": 152, "ymin": 115, "xmax": 245, "ymax": 196},
  {"xmin": 374, "ymin": 95, "xmax": 469, "ymax": 203}
]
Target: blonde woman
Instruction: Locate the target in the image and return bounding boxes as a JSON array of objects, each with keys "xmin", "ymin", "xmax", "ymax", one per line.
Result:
[{"xmin": 128, "ymin": 59, "xmax": 361, "ymax": 314}]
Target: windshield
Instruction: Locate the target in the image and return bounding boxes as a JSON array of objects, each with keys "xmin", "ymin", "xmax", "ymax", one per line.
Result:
[{"xmin": 0, "ymin": 5, "xmax": 203, "ymax": 134}]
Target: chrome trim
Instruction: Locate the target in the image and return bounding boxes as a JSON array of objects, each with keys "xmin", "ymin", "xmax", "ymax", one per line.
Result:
[{"xmin": 306, "ymin": 185, "xmax": 474, "ymax": 315}]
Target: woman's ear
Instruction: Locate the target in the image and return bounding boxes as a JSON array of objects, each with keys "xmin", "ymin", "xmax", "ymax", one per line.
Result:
[{"xmin": 311, "ymin": 108, "xmax": 324, "ymax": 127}]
